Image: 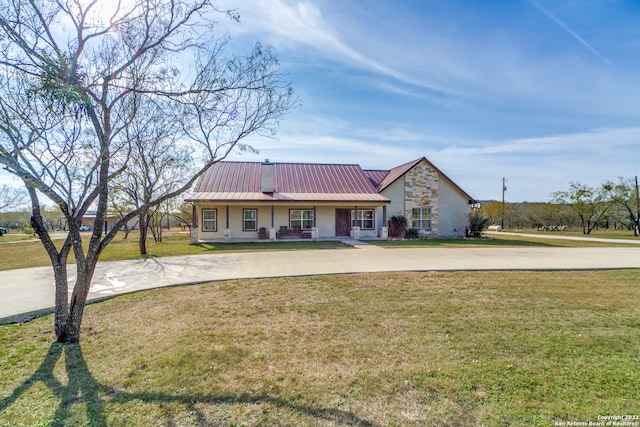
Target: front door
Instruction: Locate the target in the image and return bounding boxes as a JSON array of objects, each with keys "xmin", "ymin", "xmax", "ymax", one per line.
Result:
[{"xmin": 335, "ymin": 209, "xmax": 350, "ymax": 237}]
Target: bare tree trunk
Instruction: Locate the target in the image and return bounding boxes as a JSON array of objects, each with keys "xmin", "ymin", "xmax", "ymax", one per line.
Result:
[
  {"xmin": 55, "ymin": 262, "xmax": 95, "ymax": 343},
  {"xmin": 53, "ymin": 261, "xmax": 70, "ymax": 339},
  {"xmin": 150, "ymin": 212, "xmax": 164, "ymax": 243},
  {"xmin": 139, "ymin": 217, "xmax": 148, "ymax": 255},
  {"xmin": 35, "ymin": 218, "xmax": 95, "ymax": 343}
]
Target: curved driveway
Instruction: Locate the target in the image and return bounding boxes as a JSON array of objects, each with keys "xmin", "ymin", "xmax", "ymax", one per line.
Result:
[{"xmin": 2, "ymin": 239, "xmax": 640, "ymax": 323}]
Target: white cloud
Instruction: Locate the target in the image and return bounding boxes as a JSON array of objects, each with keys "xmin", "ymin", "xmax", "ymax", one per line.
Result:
[
  {"xmin": 352, "ymin": 126, "xmax": 428, "ymax": 143},
  {"xmin": 230, "ymin": 125, "xmax": 640, "ymax": 203},
  {"xmin": 431, "ymin": 127, "xmax": 640, "ymax": 201},
  {"xmin": 222, "ymin": 0, "xmax": 362, "ymax": 61},
  {"xmin": 220, "ymin": 0, "xmax": 640, "ymax": 120},
  {"xmin": 442, "ymin": 127, "xmax": 640, "ymax": 157},
  {"xmin": 230, "ymin": 133, "xmax": 418, "ymax": 168},
  {"xmin": 529, "ymin": 1, "xmax": 611, "ymax": 64},
  {"xmin": 219, "ymin": 0, "xmax": 457, "ymax": 95}
]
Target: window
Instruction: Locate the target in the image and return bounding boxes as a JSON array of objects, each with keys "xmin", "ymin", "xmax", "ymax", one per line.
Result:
[
  {"xmin": 202, "ymin": 209, "xmax": 217, "ymax": 232},
  {"xmin": 351, "ymin": 209, "xmax": 374, "ymax": 230},
  {"xmin": 243, "ymin": 209, "xmax": 257, "ymax": 231},
  {"xmin": 411, "ymin": 207, "xmax": 431, "ymax": 230},
  {"xmin": 290, "ymin": 209, "xmax": 314, "ymax": 230}
]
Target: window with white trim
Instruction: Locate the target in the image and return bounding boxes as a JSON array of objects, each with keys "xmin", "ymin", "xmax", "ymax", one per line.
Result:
[
  {"xmin": 411, "ymin": 207, "xmax": 431, "ymax": 230},
  {"xmin": 290, "ymin": 209, "xmax": 314, "ymax": 230},
  {"xmin": 351, "ymin": 209, "xmax": 374, "ymax": 230},
  {"xmin": 243, "ymin": 209, "xmax": 257, "ymax": 231},
  {"xmin": 202, "ymin": 208, "xmax": 217, "ymax": 232}
]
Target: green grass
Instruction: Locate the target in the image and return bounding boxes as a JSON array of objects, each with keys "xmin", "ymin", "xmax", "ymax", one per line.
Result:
[
  {"xmin": 368, "ymin": 237, "xmax": 552, "ymax": 248},
  {"xmin": 1, "ymin": 270, "xmax": 638, "ymax": 426},
  {"xmin": 2, "ymin": 228, "xmax": 638, "ymax": 271},
  {"xmin": 504, "ymin": 228, "xmax": 640, "ymax": 239},
  {"xmin": 0, "ymin": 231, "xmax": 350, "ymax": 271},
  {"xmin": 369, "ymin": 233, "xmax": 640, "ymax": 248},
  {"xmin": 0, "ymin": 233, "xmax": 36, "ymax": 243},
  {"xmin": 490, "ymin": 231, "xmax": 640, "ymax": 247}
]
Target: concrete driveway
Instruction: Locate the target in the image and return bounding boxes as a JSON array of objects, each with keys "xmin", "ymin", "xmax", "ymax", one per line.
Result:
[{"xmin": 2, "ymin": 240, "xmax": 640, "ymax": 323}]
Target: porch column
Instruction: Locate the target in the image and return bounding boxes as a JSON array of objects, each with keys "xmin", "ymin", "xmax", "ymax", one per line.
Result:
[
  {"xmin": 381, "ymin": 205, "xmax": 389, "ymax": 239},
  {"xmin": 351, "ymin": 205, "xmax": 360, "ymax": 239},
  {"xmin": 312, "ymin": 205, "xmax": 318, "ymax": 240},
  {"xmin": 269, "ymin": 205, "xmax": 276, "ymax": 240},
  {"xmin": 271, "ymin": 206, "xmax": 275, "ymax": 228},
  {"xmin": 224, "ymin": 205, "xmax": 231, "ymax": 241},
  {"xmin": 190, "ymin": 204, "xmax": 198, "ymax": 244},
  {"xmin": 354, "ymin": 206, "xmax": 358, "ymax": 228}
]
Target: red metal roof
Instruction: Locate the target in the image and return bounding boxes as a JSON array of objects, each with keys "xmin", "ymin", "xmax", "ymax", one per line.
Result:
[
  {"xmin": 377, "ymin": 158, "xmax": 423, "ymax": 191},
  {"xmin": 188, "ymin": 162, "xmax": 390, "ymax": 203},
  {"xmin": 186, "ymin": 159, "xmax": 474, "ymax": 203},
  {"xmin": 362, "ymin": 169, "xmax": 390, "ymax": 190}
]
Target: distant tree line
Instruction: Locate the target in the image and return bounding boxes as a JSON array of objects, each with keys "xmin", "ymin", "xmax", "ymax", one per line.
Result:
[
  {"xmin": 480, "ymin": 201, "xmax": 576, "ymax": 230},
  {"xmin": 480, "ymin": 177, "xmax": 640, "ymax": 235},
  {"xmin": 0, "ymin": 203, "xmax": 193, "ymax": 235}
]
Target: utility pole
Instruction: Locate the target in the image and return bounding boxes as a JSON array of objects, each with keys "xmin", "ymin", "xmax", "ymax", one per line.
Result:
[
  {"xmin": 501, "ymin": 177, "xmax": 507, "ymax": 229},
  {"xmin": 635, "ymin": 176, "xmax": 639, "ymax": 236}
]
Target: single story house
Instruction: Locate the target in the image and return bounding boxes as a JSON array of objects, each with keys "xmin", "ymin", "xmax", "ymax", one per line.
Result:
[{"xmin": 185, "ymin": 157, "xmax": 474, "ymax": 242}]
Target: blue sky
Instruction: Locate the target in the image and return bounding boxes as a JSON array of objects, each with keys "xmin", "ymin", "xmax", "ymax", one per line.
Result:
[
  {"xmin": 216, "ymin": 0, "xmax": 640, "ymax": 202},
  {"xmin": 2, "ymin": 0, "xmax": 639, "ymax": 202}
]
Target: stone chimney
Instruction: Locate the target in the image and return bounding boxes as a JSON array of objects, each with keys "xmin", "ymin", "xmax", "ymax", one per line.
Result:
[{"xmin": 261, "ymin": 160, "xmax": 274, "ymax": 193}]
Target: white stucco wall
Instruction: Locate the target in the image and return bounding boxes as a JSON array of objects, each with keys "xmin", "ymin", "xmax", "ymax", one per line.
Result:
[
  {"xmin": 195, "ymin": 203, "xmax": 384, "ymax": 240},
  {"xmin": 315, "ymin": 206, "xmax": 335, "ymax": 237},
  {"xmin": 437, "ymin": 178, "xmax": 471, "ymax": 237},
  {"xmin": 381, "ymin": 178, "xmax": 405, "ymax": 218},
  {"xmin": 197, "ymin": 205, "xmax": 274, "ymax": 240},
  {"xmin": 376, "ymin": 161, "xmax": 471, "ymax": 238}
]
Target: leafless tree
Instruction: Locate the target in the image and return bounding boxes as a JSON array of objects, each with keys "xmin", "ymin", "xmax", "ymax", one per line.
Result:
[
  {"xmin": 0, "ymin": 184, "xmax": 28, "ymax": 212},
  {"xmin": 610, "ymin": 177, "xmax": 640, "ymax": 236},
  {"xmin": 107, "ymin": 193, "xmax": 139, "ymax": 238},
  {"xmin": 0, "ymin": 0, "xmax": 296, "ymax": 343},
  {"xmin": 173, "ymin": 202, "xmax": 195, "ymax": 232},
  {"xmin": 110, "ymin": 100, "xmax": 194, "ymax": 254},
  {"xmin": 552, "ymin": 182, "xmax": 614, "ymax": 234}
]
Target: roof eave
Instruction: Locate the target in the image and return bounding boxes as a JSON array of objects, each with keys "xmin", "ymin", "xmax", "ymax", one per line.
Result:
[{"xmin": 185, "ymin": 193, "xmax": 390, "ymax": 204}]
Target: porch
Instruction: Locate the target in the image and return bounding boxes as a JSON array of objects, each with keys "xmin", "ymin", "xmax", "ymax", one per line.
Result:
[
  {"xmin": 188, "ymin": 234, "xmax": 387, "ymax": 245},
  {"xmin": 191, "ymin": 203, "xmax": 389, "ymax": 243}
]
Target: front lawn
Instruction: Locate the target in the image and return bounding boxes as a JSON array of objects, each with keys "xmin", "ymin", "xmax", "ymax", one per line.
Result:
[
  {"xmin": 503, "ymin": 228, "xmax": 640, "ymax": 240},
  {"xmin": 2, "ymin": 228, "xmax": 638, "ymax": 272},
  {"xmin": 368, "ymin": 237, "xmax": 552, "ymax": 248},
  {"xmin": 1, "ymin": 270, "xmax": 638, "ymax": 426},
  {"xmin": 370, "ymin": 233, "xmax": 640, "ymax": 248},
  {"xmin": 0, "ymin": 232, "xmax": 349, "ymax": 271}
]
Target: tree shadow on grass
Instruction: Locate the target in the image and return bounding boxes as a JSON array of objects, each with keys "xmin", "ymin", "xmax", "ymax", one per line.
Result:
[{"xmin": 1, "ymin": 343, "xmax": 376, "ymax": 426}]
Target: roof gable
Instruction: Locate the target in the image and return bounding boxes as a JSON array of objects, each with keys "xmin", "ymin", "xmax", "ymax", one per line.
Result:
[
  {"xmin": 377, "ymin": 157, "xmax": 474, "ymax": 201},
  {"xmin": 376, "ymin": 158, "xmax": 423, "ymax": 191}
]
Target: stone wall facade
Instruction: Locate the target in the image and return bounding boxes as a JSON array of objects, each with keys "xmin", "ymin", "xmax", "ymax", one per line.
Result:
[{"xmin": 404, "ymin": 159, "xmax": 439, "ymax": 235}]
